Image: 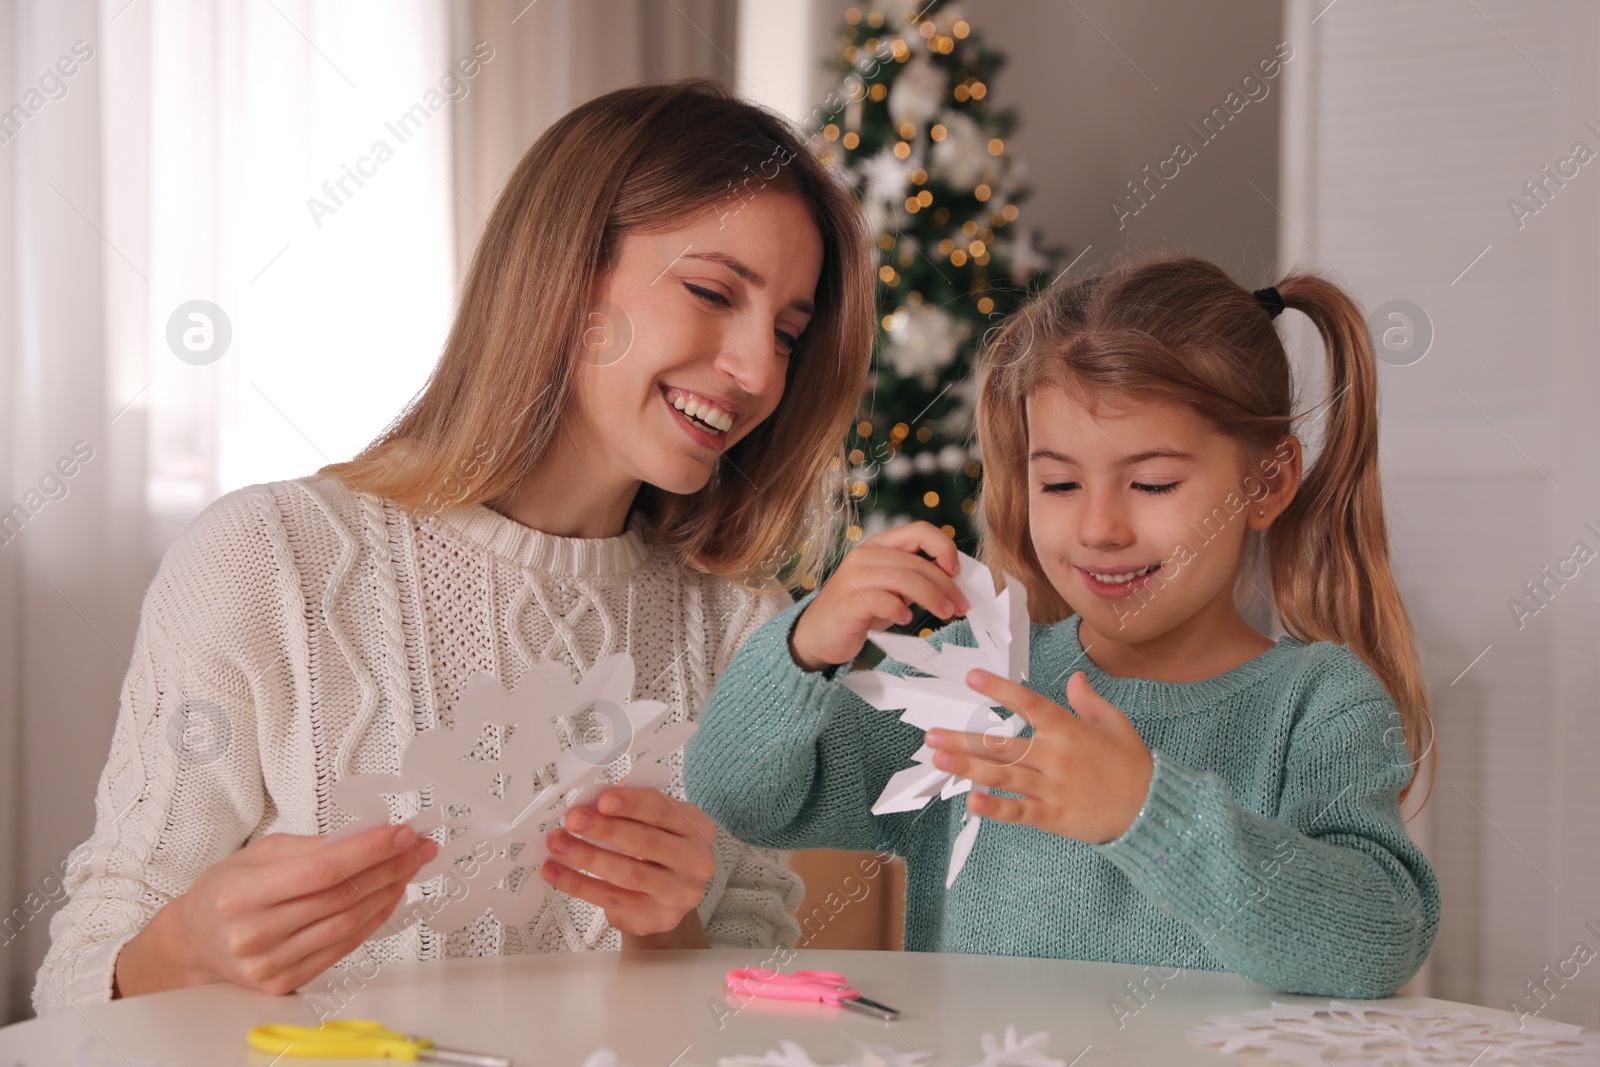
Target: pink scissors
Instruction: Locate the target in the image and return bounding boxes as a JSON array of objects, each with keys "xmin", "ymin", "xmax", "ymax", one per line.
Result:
[{"xmin": 724, "ymin": 967, "xmax": 900, "ymax": 1020}]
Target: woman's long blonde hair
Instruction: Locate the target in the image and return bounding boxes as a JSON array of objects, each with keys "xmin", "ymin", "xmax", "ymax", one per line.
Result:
[
  {"xmin": 321, "ymin": 79, "xmax": 874, "ymax": 590},
  {"xmin": 974, "ymin": 252, "xmax": 1434, "ymax": 804}
]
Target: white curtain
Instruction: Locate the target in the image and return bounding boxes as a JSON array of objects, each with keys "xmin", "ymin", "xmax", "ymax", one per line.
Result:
[
  {"xmin": 0, "ymin": 0, "xmax": 459, "ymax": 1023},
  {"xmin": 0, "ymin": 0, "xmax": 738, "ymax": 1024},
  {"xmin": 1279, "ymin": 0, "xmax": 1600, "ymax": 1024},
  {"xmin": 1, "ymin": 0, "xmax": 133, "ymax": 1022},
  {"xmin": 448, "ymin": 0, "xmax": 737, "ymax": 266}
]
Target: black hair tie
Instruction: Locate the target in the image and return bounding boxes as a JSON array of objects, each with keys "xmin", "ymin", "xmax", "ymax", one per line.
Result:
[{"xmin": 1253, "ymin": 286, "xmax": 1285, "ymax": 319}]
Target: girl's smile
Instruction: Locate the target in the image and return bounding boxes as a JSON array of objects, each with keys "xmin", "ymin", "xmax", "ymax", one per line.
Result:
[
  {"xmin": 1025, "ymin": 387, "xmax": 1297, "ymax": 681},
  {"xmin": 1075, "ymin": 560, "xmax": 1168, "ymax": 597}
]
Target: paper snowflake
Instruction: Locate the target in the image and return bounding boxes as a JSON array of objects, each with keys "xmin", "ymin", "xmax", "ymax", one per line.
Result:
[
  {"xmin": 840, "ymin": 550, "xmax": 1029, "ymax": 888},
  {"xmin": 719, "ymin": 1039, "xmax": 851, "ymax": 1067},
  {"xmin": 332, "ymin": 654, "xmax": 693, "ymax": 935},
  {"xmin": 964, "ymin": 1027, "xmax": 1063, "ymax": 1067},
  {"xmin": 1191, "ymin": 1000, "xmax": 1600, "ymax": 1065},
  {"xmin": 714, "ymin": 1030, "xmax": 1059, "ymax": 1067}
]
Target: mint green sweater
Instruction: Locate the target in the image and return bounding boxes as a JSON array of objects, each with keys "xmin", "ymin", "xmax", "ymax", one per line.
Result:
[{"xmin": 683, "ymin": 594, "xmax": 1440, "ymax": 997}]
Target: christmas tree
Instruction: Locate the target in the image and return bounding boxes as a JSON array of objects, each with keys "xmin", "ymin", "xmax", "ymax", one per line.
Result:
[{"xmin": 810, "ymin": 0, "xmax": 1060, "ymax": 583}]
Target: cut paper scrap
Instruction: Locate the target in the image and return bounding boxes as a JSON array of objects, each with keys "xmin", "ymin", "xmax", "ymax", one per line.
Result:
[
  {"xmin": 966, "ymin": 1027, "xmax": 1065, "ymax": 1067},
  {"xmin": 1191, "ymin": 1000, "xmax": 1600, "ymax": 1066},
  {"xmin": 331, "ymin": 653, "xmax": 692, "ymax": 936},
  {"xmin": 715, "ymin": 1029, "xmax": 1062, "ymax": 1067},
  {"xmin": 840, "ymin": 550, "xmax": 1029, "ymax": 888}
]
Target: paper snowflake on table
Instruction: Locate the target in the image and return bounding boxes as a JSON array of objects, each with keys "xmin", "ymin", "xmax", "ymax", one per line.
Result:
[
  {"xmin": 719, "ymin": 1039, "xmax": 873, "ymax": 1067},
  {"xmin": 332, "ymin": 654, "xmax": 694, "ymax": 935},
  {"xmin": 840, "ymin": 550, "xmax": 1030, "ymax": 888},
  {"xmin": 964, "ymin": 1027, "xmax": 1063, "ymax": 1067},
  {"xmin": 714, "ymin": 1029, "xmax": 1061, "ymax": 1067},
  {"xmin": 1191, "ymin": 1000, "xmax": 1600, "ymax": 1066}
]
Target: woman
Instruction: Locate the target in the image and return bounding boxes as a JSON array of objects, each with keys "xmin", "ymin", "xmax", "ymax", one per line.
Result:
[{"xmin": 35, "ymin": 78, "xmax": 873, "ymax": 1012}]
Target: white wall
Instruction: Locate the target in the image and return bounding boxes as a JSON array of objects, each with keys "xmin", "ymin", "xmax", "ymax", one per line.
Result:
[{"xmin": 1280, "ymin": 0, "xmax": 1599, "ymax": 1025}]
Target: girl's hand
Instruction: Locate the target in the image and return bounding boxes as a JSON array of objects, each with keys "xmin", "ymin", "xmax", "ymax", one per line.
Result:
[
  {"xmin": 789, "ymin": 521, "xmax": 971, "ymax": 672},
  {"xmin": 925, "ymin": 670, "xmax": 1154, "ymax": 844},
  {"xmin": 541, "ymin": 786, "xmax": 718, "ymax": 946},
  {"xmin": 114, "ymin": 825, "xmax": 437, "ymax": 998}
]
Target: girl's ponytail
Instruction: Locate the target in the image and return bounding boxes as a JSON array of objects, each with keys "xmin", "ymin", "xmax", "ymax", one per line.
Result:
[
  {"xmin": 1271, "ymin": 274, "xmax": 1434, "ymax": 805},
  {"xmin": 973, "ymin": 252, "xmax": 1433, "ymax": 808}
]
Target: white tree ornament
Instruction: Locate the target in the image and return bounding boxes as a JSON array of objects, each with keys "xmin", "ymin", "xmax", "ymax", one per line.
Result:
[
  {"xmin": 887, "ymin": 54, "xmax": 948, "ymax": 130},
  {"xmin": 882, "ymin": 303, "xmax": 962, "ymax": 378},
  {"xmin": 929, "ymin": 111, "xmax": 990, "ymax": 192},
  {"xmin": 840, "ymin": 551, "xmax": 1030, "ymax": 888},
  {"xmin": 332, "ymin": 654, "xmax": 691, "ymax": 936},
  {"xmin": 859, "ymin": 145, "xmax": 918, "ymax": 209}
]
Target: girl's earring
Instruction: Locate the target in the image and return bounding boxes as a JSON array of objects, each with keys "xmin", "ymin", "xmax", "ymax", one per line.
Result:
[{"xmin": 1257, "ymin": 509, "xmax": 1266, "ymax": 517}]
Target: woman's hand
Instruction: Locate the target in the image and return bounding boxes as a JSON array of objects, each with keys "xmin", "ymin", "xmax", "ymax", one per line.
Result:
[
  {"xmin": 114, "ymin": 825, "xmax": 437, "ymax": 998},
  {"xmin": 788, "ymin": 521, "xmax": 971, "ymax": 672},
  {"xmin": 541, "ymin": 786, "xmax": 718, "ymax": 946},
  {"xmin": 924, "ymin": 670, "xmax": 1154, "ymax": 844}
]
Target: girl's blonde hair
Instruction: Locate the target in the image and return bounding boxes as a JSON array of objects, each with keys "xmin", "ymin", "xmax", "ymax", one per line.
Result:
[
  {"xmin": 321, "ymin": 79, "xmax": 873, "ymax": 590},
  {"xmin": 974, "ymin": 252, "xmax": 1433, "ymax": 803}
]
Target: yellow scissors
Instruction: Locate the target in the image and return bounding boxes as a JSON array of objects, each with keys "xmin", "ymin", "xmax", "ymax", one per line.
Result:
[{"xmin": 247, "ymin": 1020, "xmax": 511, "ymax": 1065}]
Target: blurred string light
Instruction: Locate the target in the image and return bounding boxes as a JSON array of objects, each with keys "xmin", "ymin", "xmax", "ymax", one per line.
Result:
[{"xmin": 821, "ymin": 0, "xmax": 1063, "ymax": 553}]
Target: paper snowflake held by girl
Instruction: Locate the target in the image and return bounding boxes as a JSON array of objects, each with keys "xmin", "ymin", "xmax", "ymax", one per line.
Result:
[
  {"xmin": 332, "ymin": 655, "xmax": 695, "ymax": 936},
  {"xmin": 840, "ymin": 551, "xmax": 1030, "ymax": 888}
]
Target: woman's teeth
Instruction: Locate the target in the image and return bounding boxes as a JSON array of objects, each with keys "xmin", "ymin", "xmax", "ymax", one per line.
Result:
[
  {"xmin": 1088, "ymin": 564, "xmax": 1158, "ymax": 585},
  {"xmin": 669, "ymin": 391, "xmax": 734, "ymax": 433}
]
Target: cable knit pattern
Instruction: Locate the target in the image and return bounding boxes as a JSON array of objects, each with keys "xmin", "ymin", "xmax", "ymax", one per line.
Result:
[
  {"xmin": 34, "ymin": 475, "xmax": 803, "ymax": 1015},
  {"xmin": 684, "ymin": 593, "xmax": 1442, "ymax": 998}
]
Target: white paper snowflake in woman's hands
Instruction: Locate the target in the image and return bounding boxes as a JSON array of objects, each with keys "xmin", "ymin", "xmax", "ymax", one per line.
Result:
[{"xmin": 332, "ymin": 653, "xmax": 689, "ymax": 935}]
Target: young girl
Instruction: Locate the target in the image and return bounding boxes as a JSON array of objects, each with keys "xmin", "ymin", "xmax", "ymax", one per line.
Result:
[
  {"xmin": 685, "ymin": 253, "xmax": 1441, "ymax": 998},
  {"xmin": 35, "ymin": 79, "xmax": 874, "ymax": 1013}
]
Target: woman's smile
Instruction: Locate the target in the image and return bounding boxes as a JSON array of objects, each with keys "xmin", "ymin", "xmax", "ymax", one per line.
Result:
[{"xmin": 659, "ymin": 384, "xmax": 741, "ymax": 451}]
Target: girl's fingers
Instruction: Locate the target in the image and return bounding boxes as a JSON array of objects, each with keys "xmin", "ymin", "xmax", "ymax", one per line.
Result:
[
  {"xmin": 965, "ymin": 670, "xmax": 1073, "ymax": 731},
  {"xmin": 930, "ymin": 747, "xmax": 1042, "ymax": 797},
  {"xmin": 832, "ymin": 577, "xmax": 916, "ymax": 627},
  {"xmin": 871, "ymin": 521, "xmax": 964, "ymax": 581},
  {"xmin": 872, "ymin": 566, "xmax": 966, "ymax": 621},
  {"xmin": 836, "ymin": 561, "xmax": 963, "ymax": 625},
  {"xmin": 851, "ymin": 566, "xmax": 947, "ymax": 627},
  {"xmin": 1065, "ymin": 671, "xmax": 1126, "ymax": 724},
  {"xmin": 869, "ymin": 552, "xmax": 971, "ymax": 613},
  {"xmin": 925, "ymin": 729, "xmax": 1032, "ymax": 767},
  {"xmin": 853, "ymin": 547, "xmax": 969, "ymax": 614},
  {"xmin": 965, "ymin": 791, "xmax": 1038, "ymax": 826}
]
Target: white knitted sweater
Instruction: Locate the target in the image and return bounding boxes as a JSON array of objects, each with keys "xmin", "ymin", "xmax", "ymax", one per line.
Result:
[{"xmin": 33, "ymin": 474, "xmax": 803, "ymax": 1016}]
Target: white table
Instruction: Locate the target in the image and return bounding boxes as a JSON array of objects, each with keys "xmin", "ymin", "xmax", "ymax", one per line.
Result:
[{"xmin": 0, "ymin": 949, "xmax": 1541, "ymax": 1065}]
